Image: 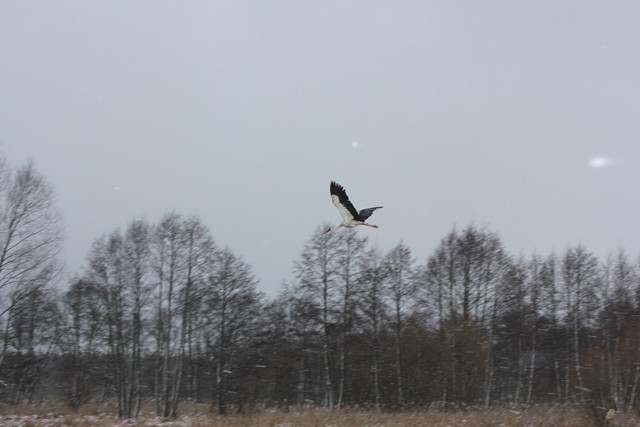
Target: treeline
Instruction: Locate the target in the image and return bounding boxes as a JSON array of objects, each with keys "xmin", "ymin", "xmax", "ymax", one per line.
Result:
[
  {"xmin": 281, "ymin": 226, "xmax": 640, "ymax": 421},
  {"xmin": 1, "ymin": 157, "xmax": 640, "ymax": 421}
]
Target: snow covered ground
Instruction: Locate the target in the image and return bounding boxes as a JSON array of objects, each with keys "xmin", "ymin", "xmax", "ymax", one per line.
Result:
[{"xmin": 0, "ymin": 406, "xmax": 636, "ymax": 426}]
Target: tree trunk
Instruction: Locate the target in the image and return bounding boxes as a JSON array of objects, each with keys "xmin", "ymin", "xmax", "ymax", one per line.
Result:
[
  {"xmin": 322, "ymin": 271, "xmax": 333, "ymax": 409},
  {"xmin": 394, "ymin": 317, "xmax": 404, "ymax": 407},
  {"xmin": 296, "ymin": 350, "xmax": 306, "ymax": 406},
  {"xmin": 322, "ymin": 321, "xmax": 333, "ymax": 409},
  {"xmin": 217, "ymin": 349, "xmax": 227, "ymax": 415},
  {"xmin": 526, "ymin": 331, "xmax": 537, "ymax": 405},
  {"xmin": 371, "ymin": 305, "xmax": 381, "ymax": 411}
]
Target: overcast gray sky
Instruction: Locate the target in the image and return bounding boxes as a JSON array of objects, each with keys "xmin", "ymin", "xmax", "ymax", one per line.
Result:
[{"xmin": 1, "ymin": 1, "xmax": 639, "ymax": 296}]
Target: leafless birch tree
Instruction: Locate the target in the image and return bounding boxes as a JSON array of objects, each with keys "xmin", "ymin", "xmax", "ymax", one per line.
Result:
[
  {"xmin": 85, "ymin": 218, "xmax": 154, "ymax": 419},
  {"xmin": 383, "ymin": 242, "xmax": 415, "ymax": 408},
  {"xmin": 561, "ymin": 245, "xmax": 600, "ymax": 403},
  {"xmin": 333, "ymin": 229, "xmax": 367, "ymax": 408},
  {"xmin": 0, "ymin": 159, "xmax": 64, "ymax": 374},
  {"xmin": 203, "ymin": 247, "xmax": 262, "ymax": 415},
  {"xmin": 60, "ymin": 279, "xmax": 103, "ymax": 409},
  {"xmin": 360, "ymin": 247, "xmax": 386, "ymax": 410},
  {"xmin": 293, "ymin": 225, "xmax": 340, "ymax": 408}
]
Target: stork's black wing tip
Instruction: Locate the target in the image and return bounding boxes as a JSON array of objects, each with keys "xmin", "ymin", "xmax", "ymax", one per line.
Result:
[{"xmin": 330, "ymin": 181, "xmax": 345, "ymax": 195}]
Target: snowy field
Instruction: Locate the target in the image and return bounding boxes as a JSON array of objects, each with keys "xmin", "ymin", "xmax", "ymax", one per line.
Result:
[{"xmin": 0, "ymin": 403, "xmax": 637, "ymax": 426}]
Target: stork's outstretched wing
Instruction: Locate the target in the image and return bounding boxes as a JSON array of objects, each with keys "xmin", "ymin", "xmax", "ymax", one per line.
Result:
[
  {"xmin": 330, "ymin": 181, "xmax": 360, "ymax": 221},
  {"xmin": 358, "ymin": 206, "xmax": 383, "ymax": 221}
]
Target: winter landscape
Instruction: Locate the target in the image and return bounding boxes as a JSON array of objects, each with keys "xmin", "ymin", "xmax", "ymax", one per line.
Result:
[
  {"xmin": 2, "ymin": 157, "xmax": 640, "ymax": 426},
  {"xmin": 2, "ymin": 1, "xmax": 640, "ymax": 426}
]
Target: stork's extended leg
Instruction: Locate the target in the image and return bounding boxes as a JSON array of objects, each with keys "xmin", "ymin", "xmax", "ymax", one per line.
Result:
[{"xmin": 363, "ymin": 223, "xmax": 379, "ymax": 229}]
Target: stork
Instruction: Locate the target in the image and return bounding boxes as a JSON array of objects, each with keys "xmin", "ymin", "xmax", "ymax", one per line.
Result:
[{"xmin": 325, "ymin": 181, "xmax": 382, "ymax": 233}]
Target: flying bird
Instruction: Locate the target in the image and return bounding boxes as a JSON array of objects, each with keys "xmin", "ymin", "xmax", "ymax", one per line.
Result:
[{"xmin": 326, "ymin": 181, "xmax": 382, "ymax": 233}]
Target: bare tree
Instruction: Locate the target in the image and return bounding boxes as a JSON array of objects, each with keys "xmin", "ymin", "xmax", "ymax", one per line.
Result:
[
  {"xmin": 179, "ymin": 216, "xmax": 216, "ymax": 403},
  {"xmin": 420, "ymin": 228, "xmax": 458, "ymax": 403},
  {"xmin": 383, "ymin": 242, "xmax": 415, "ymax": 408},
  {"xmin": 595, "ymin": 250, "xmax": 637, "ymax": 410},
  {"xmin": 86, "ymin": 232, "xmax": 132, "ymax": 418},
  {"xmin": 76, "ymin": 214, "xmax": 214, "ymax": 417},
  {"xmin": 153, "ymin": 213, "xmax": 189, "ymax": 418},
  {"xmin": 203, "ymin": 247, "xmax": 262, "ymax": 415},
  {"xmin": 534, "ymin": 253, "xmax": 564, "ymax": 403},
  {"xmin": 3, "ymin": 284, "xmax": 61, "ymax": 404},
  {"xmin": 59, "ymin": 279, "xmax": 104, "ymax": 409},
  {"xmin": 0, "ymin": 160, "xmax": 64, "ymax": 373},
  {"xmin": 523, "ymin": 253, "xmax": 557, "ymax": 405},
  {"xmin": 260, "ymin": 288, "xmax": 318, "ymax": 406},
  {"xmin": 561, "ymin": 245, "xmax": 600, "ymax": 403},
  {"xmin": 293, "ymin": 225, "xmax": 341, "ymax": 408},
  {"xmin": 85, "ymin": 219, "xmax": 154, "ymax": 419},
  {"xmin": 419, "ymin": 225, "xmax": 507, "ymax": 406},
  {"xmin": 496, "ymin": 258, "xmax": 527, "ymax": 406},
  {"xmin": 360, "ymin": 247, "xmax": 387, "ymax": 410},
  {"xmin": 333, "ymin": 229, "xmax": 367, "ymax": 408},
  {"xmin": 160, "ymin": 215, "xmax": 217, "ymax": 414},
  {"xmin": 122, "ymin": 219, "xmax": 151, "ymax": 417}
]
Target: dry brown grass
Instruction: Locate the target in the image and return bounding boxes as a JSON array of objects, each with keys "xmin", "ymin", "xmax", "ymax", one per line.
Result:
[{"xmin": 0, "ymin": 401, "xmax": 637, "ymax": 426}]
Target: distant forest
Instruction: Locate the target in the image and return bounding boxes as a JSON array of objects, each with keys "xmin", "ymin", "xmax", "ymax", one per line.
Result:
[{"xmin": 1, "ymin": 156, "xmax": 639, "ymax": 421}]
